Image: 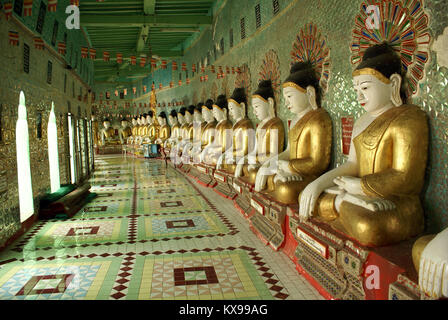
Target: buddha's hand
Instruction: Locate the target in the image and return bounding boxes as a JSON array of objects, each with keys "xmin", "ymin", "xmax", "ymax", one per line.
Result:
[
  {"xmin": 235, "ymin": 157, "xmax": 247, "ymax": 178},
  {"xmin": 274, "ymin": 169, "xmax": 303, "ymax": 184},
  {"xmin": 333, "ymin": 176, "xmax": 366, "ymax": 196},
  {"xmin": 216, "ymin": 154, "xmax": 225, "ymax": 170},
  {"xmin": 299, "ymin": 180, "xmax": 326, "ymax": 222},
  {"xmin": 419, "ymin": 228, "xmax": 448, "ymax": 299},
  {"xmin": 248, "ymin": 163, "xmax": 260, "ymax": 172}
]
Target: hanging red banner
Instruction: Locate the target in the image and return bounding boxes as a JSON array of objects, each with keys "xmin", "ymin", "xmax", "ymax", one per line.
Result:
[
  {"xmin": 133, "ymin": 87, "xmax": 136, "ymax": 94},
  {"xmin": 130, "ymin": 56, "xmax": 136, "ymax": 65},
  {"xmin": 81, "ymin": 47, "xmax": 89, "ymax": 58},
  {"xmin": 161, "ymin": 60, "xmax": 167, "ymax": 69},
  {"xmin": 4, "ymin": 3, "xmax": 13, "ymax": 20},
  {"xmin": 116, "ymin": 53, "xmax": 123, "ymax": 64},
  {"xmin": 172, "ymin": 61, "xmax": 178, "ymax": 71},
  {"xmin": 57, "ymin": 42, "xmax": 66, "ymax": 55},
  {"xmin": 24, "ymin": 0, "xmax": 33, "ymax": 16},
  {"xmin": 89, "ymin": 48, "xmax": 96, "ymax": 60},
  {"xmin": 70, "ymin": 0, "xmax": 79, "ymax": 6},
  {"xmin": 140, "ymin": 57, "xmax": 147, "ymax": 67},
  {"xmin": 178, "ymin": 80, "xmax": 182, "ymax": 86},
  {"xmin": 48, "ymin": 0, "xmax": 57, "ymax": 12},
  {"xmin": 186, "ymin": 78, "xmax": 190, "ymax": 85},
  {"xmin": 103, "ymin": 51, "xmax": 110, "ymax": 62},
  {"xmin": 8, "ymin": 31, "xmax": 19, "ymax": 46},
  {"xmin": 181, "ymin": 62, "xmax": 187, "ymax": 71},
  {"xmin": 170, "ymin": 81, "xmax": 174, "ymax": 88},
  {"xmin": 34, "ymin": 37, "xmax": 44, "ymax": 50},
  {"xmin": 210, "ymin": 65, "xmax": 215, "ymax": 73}
]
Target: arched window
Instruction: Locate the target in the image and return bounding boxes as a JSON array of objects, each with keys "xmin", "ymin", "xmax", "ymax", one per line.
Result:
[
  {"xmin": 48, "ymin": 102, "xmax": 60, "ymax": 192},
  {"xmin": 68, "ymin": 113, "xmax": 76, "ymax": 184},
  {"xmin": 16, "ymin": 91, "xmax": 34, "ymax": 222}
]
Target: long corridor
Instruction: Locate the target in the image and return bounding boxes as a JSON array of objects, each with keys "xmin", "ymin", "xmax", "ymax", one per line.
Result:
[{"xmin": 0, "ymin": 155, "xmax": 322, "ymax": 300}]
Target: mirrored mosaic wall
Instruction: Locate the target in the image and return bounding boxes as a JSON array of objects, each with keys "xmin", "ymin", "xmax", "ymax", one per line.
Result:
[
  {"xmin": 127, "ymin": 0, "xmax": 448, "ymax": 233},
  {"xmin": 0, "ymin": 15, "xmax": 92, "ymax": 246}
]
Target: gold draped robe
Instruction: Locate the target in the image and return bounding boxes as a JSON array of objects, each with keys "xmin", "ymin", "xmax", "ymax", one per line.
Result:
[
  {"xmin": 241, "ymin": 117, "xmax": 285, "ymax": 185},
  {"xmin": 204, "ymin": 119, "xmax": 233, "ymax": 166},
  {"xmin": 262, "ymin": 108, "xmax": 332, "ymax": 204},
  {"xmin": 158, "ymin": 125, "xmax": 171, "ymax": 144},
  {"xmin": 313, "ymin": 105, "xmax": 428, "ymax": 247},
  {"xmin": 223, "ymin": 118, "xmax": 254, "ymax": 174}
]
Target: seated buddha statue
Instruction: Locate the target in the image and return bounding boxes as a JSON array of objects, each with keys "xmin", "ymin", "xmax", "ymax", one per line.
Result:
[
  {"xmin": 299, "ymin": 43, "xmax": 429, "ymax": 247},
  {"xmin": 155, "ymin": 111, "xmax": 171, "ymax": 145},
  {"xmin": 254, "ymin": 62, "xmax": 333, "ymax": 205},
  {"xmin": 170, "ymin": 107, "xmax": 187, "ymax": 159},
  {"xmin": 235, "ymin": 80, "xmax": 285, "ymax": 185},
  {"xmin": 191, "ymin": 99, "xmax": 217, "ymax": 164},
  {"xmin": 119, "ymin": 118, "xmax": 132, "ymax": 145},
  {"xmin": 135, "ymin": 114, "xmax": 148, "ymax": 145},
  {"xmin": 412, "ymin": 227, "xmax": 448, "ymax": 299},
  {"xmin": 127, "ymin": 117, "xmax": 139, "ymax": 145},
  {"xmin": 216, "ymin": 87, "xmax": 254, "ymax": 175},
  {"xmin": 100, "ymin": 118, "xmax": 118, "ymax": 146},
  {"xmin": 200, "ymin": 95, "xmax": 233, "ymax": 166},
  {"xmin": 144, "ymin": 111, "xmax": 160, "ymax": 144},
  {"xmin": 182, "ymin": 103, "xmax": 207, "ymax": 161},
  {"xmin": 164, "ymin": 109, "xmax": 181, "ymax": 150}
]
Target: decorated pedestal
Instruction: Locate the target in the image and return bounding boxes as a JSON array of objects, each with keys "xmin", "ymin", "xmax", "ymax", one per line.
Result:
[
  {"xmin": 193, "ymin": 163, "xmax": 217, "ymax": 188},
  {"xmin": 233, "ymin": 177, "xmax": 255, "ymax": 219},
  {"xmin": 287, "ymin": 205, "xmax": 429, "ymax": 300},
  {"xmin": 212, "ymin": 170, "xmax": 238, "ymax": 200},
  {"xmin": 249, "ymin": 193, "xmax": 287, "ymax": 251}
]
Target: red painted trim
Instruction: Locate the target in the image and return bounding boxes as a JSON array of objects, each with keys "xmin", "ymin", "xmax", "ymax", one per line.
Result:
[
  {"xmin": 296, "ymin": 225, "xmax": 329, "ymax": 259},
  {"xmin": 0, "ymin": 214, "xmax": 37, "ymax": 253}
]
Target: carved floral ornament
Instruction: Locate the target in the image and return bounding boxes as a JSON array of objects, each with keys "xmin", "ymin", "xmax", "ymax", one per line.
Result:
[
  {"xmin": 351, "ymin": 0, "xmax": 432, "ymax": 97},
  {"xmin": 290, "ymin": 22, "xmax": 331, "ymax": 93}
]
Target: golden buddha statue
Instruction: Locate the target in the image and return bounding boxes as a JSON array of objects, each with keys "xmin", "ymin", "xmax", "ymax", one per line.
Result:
[
  {"xmin": 155, "ymin": 111, "xmax": 171, "ymax": 145},
  {"xmin": 254, "ymin": 62, "xmax": 332, "ymax": 205},
  {"xmin": 118, "ymin": 118, "xmax": 132, "ymax": 145},
  {"xmin": 182, "ymin": 103, "xmax": 207, "ymax": 161},
  {"xmin": 135, "ymin": 114, "xmax": 149, "ymax": 145},
  {"xmin": 100, "ymin": 118, "xmax": 118, "ymax": 146},
  {"xmin": 201, "ymin": 95, "xmax": 233, "ymax": 166},
  {"xmin": 164, "ymin": 110, "xmax": 181, "ymax": 151},
  {"xmin": 169, "ymin": 107, "xmax": 187, "ymax": 159},
  {"xmin": 216, "ymin": 87, "xmax": 254, "ymax": 174},
  {"xmin": 191, "ymin": 99, "xmax": 217, "ymax": 164},
  {"xmin": 235, "ymin": 80, "xmax": 285, "ymax": 185},
  {"xmin": 127, "ymin": 116, "xmax": 139, "ymax": 145},
  {"xmin": 145, "ymin": 111, "xmax": 160, "ymax": 144},
  {"xmin": 176, "ymin": 106, "xmax": 195, "ymax": 156},
  {"xmin": 299, "ymin": 43, "xmax": 429, "ymax": 247}
]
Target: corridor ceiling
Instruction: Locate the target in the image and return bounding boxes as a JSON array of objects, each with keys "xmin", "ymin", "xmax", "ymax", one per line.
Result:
[{"xmin": 80, "ymin": 0, "xmax": 216, "ymax": 82}]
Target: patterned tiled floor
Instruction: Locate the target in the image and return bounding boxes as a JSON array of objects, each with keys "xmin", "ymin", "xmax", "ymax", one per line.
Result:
[{"xmin": 0, "ymin": 155, "xmax": 323, "ymax": 300}]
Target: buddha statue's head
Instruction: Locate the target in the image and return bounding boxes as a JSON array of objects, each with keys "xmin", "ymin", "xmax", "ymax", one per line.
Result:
[
  {"xmin": 168, "ymin": 109, "xmax": 178, "ymax": 126},
  {"xmin": 146, "ymin": 111, "xmax": 154, "ymax": 125},
  {"xmin": 158, "ymin": 112, "xmax": 167, "ymax": 126},
  {"xmin": 178, "ymin": 107, "xmax": 187, "ymax": 125},
  {"xmin": 228, "ymin": 87, "xmax": 247, "ymax": 122},
  {"xmin": 121, "ymin": 118, "xmax": 129, "ymax": 128},
  {"xmin": 185, "ymin": 105, "xmax": 195, "ymax": 124},
  {"xmin": 103, "ymin": 118, "xmax": 111, "ymax": 129},
  {"xmin": 252, "ymin": 80, "xmax": 275, "ymax": 121},
  {"xmin": 194, "ymin": 103, "xmax": 204, "ymax": 123},
  {"xmin": 282, "ymin": 62, "xmax": 321, "ymax": 114},
  {"xmin": 141, "ymin": 114, "xmax": 148, "ymax": 126},
  {"xmin": 131, "ymin": 117, "xmax": 138, "ymax": 126},
  {"xmin": 202, "ymin": 99, "xmax": 214, "ymax": 123},
  {"xmin": 353, "ymin": 42, "xmax": 405, "ymax": 113},
  {"xmin": 212, "ymin": 95, "xmax": 229, "ymax": 122}
]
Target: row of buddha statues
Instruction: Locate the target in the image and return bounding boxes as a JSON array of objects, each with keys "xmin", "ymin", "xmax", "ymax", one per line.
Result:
[{"xmin": 122, "ymin": 43, "xmax": 446, "ymax": 299}]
